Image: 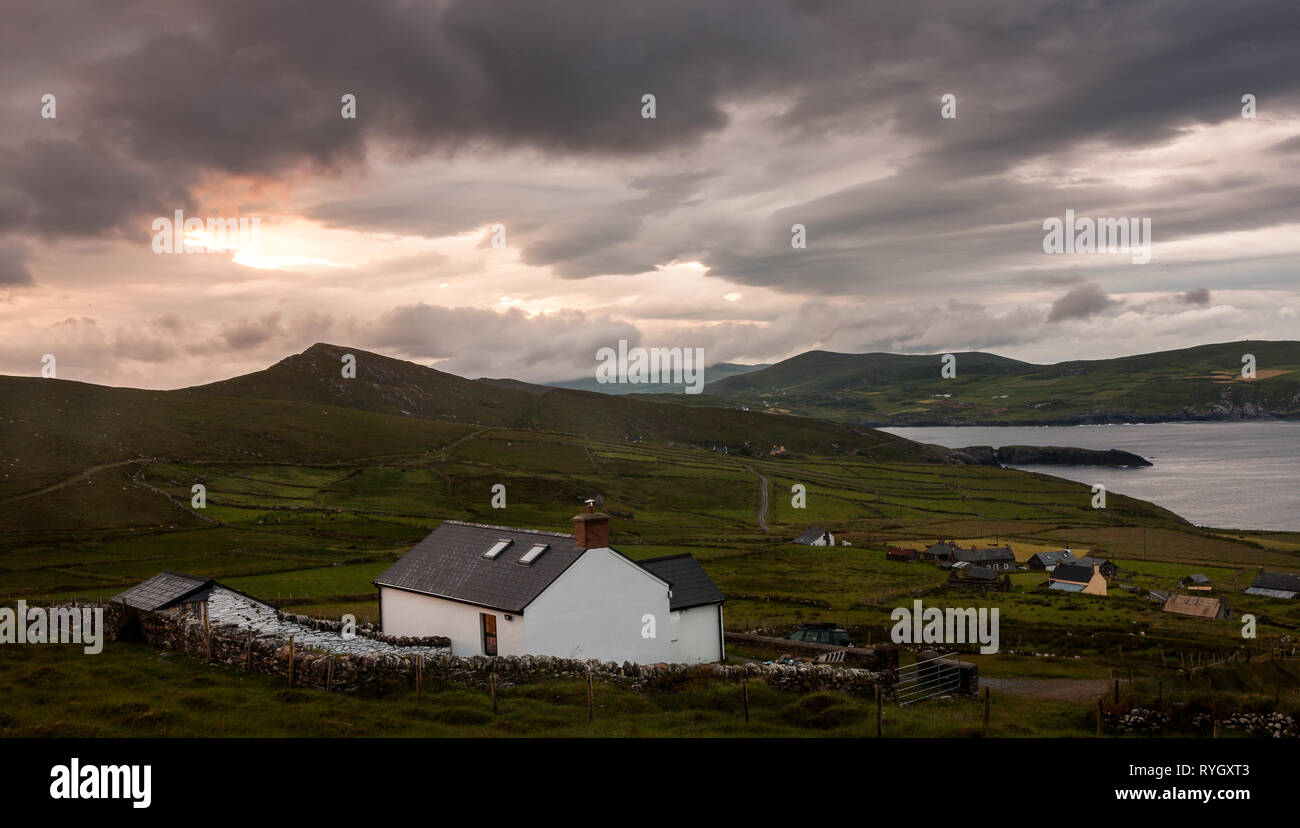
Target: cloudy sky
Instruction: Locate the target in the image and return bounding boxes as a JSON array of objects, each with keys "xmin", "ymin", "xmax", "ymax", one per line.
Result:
[{"xmin": 1, "ymin": 0, "xmax": 1298, "ymax": 388}]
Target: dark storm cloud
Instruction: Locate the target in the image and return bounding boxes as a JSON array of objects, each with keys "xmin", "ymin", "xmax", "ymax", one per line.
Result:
[
  {"xmin": 0, "ymin": 243, "xmax": 33, "ymax": 286},
  {"xmin": 0, "ymin": 0, "xmax": 1297, "ymax": 300},
  {"xmin": 1047, "ymin": 283, "xmax": 1120, "ymax": 322},
  {"xmin": 368, "ymin": 303, "xmax": 640, "ymax": 377}
]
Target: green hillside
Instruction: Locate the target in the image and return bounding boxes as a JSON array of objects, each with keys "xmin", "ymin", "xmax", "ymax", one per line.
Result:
[{"xmin": 697, "ymin": 340, "xmax": 1300, "ymax": 425}]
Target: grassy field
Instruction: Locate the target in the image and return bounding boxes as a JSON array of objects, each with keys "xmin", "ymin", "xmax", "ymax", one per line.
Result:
[
  {"xmin": 3, "ymin": 638, "xmax": 1295, "ymax": 739},
  {"xmin": 3, "ymin": 346, "xmax": 1300, "ymax": 738}
]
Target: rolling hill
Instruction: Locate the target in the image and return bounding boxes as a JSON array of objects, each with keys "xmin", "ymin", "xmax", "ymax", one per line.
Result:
[
  {"xmin": 0, "ymin": 343, "xmax": 940, "ymax": 502},
  {"xmin": 696, "ymin": 340, "xmax": 1300, "ymax": 425}
]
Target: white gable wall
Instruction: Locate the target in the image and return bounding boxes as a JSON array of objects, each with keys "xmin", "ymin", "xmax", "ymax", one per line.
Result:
[
  {"xmin": 524, "ymin": 547, "xmax": 680, "ymax": 663},
  {"xmin": 663, "ymin": 602, "xmax": 725, "ymax": 664},
  {"xmin": 379, "ymin": 586, "xmax": 526, "ymax": 656}
]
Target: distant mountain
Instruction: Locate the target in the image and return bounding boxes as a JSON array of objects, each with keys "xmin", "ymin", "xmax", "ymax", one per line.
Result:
[
  {"xmin": 699, "ymin": 341, "xmax": 1300, "ymax": 425},
  {"xmin": 546, "ymin": 361, "xmax": 769, "ymax": 395},
  {"xmin": 0, "ymin": 344, "xmax": 940, "ymax": 500}
]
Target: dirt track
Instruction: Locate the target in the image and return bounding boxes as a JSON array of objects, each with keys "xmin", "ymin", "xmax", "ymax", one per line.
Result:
[{"xmin": 980, "ymin": 676, "xmax": 1111, "ymax": 703}]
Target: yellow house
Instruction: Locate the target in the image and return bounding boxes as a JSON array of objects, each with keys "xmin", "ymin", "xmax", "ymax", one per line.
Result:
[{"xmin": 1048, "ymin": 562, "xmax": 1108, "ymax": 596}]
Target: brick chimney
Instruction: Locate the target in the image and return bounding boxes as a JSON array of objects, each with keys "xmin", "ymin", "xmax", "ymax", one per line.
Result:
[{"xmin": 573, "ymin": 500, "xmax": 611, "ymax": 550}]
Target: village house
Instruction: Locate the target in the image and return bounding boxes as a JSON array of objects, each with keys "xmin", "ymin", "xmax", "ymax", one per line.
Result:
[
  {"xmin": 792, "ymin": 527, "xmax": 835, "ymax": 546},
  {"xmin": 947, "ymin": 565, "xmax": 1010, "ymax": 592},
  {"xmin": 1163, "ymin": 594, "xmax": 1231, "ymax": 620},
  {"xmin": 1026, "ymin": 549, "xmax": 1076, "ymax": 571},
  {"xmin": 886, "ymin": 546, "xmax": 919, "ymax": 563},
  {"xmin": 952, "ymin": 546, "xmax": 1016, "ymax": 572},
  {"xmin": 920, "ymin": 540, "xmax": 963, "ymax": 562},
  {"xmin": 1048, "ymin": 563, "xmax": 1108, "ymax": 596},
  {"xmin": 1244, "ymin": 571, "xmax": 1300, "ymax": 600},
  {"xmin": 1075, "ymin": 556, "xmax": 1118, "ymax": 579},
  {"xmin": 1181, "ymin": 573, "xmax": 1213, "ymax": 591},
  {"xmin": 374, "ymin": 508, "xmax": 725, "ymax": 664}
]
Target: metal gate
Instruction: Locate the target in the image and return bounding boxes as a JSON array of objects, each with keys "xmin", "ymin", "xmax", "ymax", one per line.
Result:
[{"xmin": 895, "ymin": 653, "xmax": 962, "ymax": 705}]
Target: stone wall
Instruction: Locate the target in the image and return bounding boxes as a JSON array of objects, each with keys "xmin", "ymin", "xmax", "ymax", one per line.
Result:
[{"xmin": 105, "ymin": 603, "xmax": 892, "ymax": 697}]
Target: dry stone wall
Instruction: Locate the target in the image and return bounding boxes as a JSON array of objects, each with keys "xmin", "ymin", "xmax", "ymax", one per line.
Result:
[{"xmin": 104, "ymin": 602, "xmax": 893, "ymax": 697}]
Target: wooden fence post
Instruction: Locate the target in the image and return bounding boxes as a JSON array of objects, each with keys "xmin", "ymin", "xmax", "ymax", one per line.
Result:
[
  {"xmin": 742, "ymin": 678, "xmax": 750, "ymax": 723},
  {"xmin": 490, "ymin": 673, "xmax": 498, "ymax": 714},
  {"xmin": 288, "ymin": 635, "xmax": 295, "ymax": 686},
  {"xmin": 202, "ymin": 602, "xmax": 211, "ymax": 660},
  {"xmin": 587, "ymin": 672, "xmax": 595, "ymax": 723}
]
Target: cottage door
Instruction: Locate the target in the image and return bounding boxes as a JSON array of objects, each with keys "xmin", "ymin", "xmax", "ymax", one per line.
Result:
[{"xmin": 480, "ymin": 613, "xmax": 498, "ymax": 656}]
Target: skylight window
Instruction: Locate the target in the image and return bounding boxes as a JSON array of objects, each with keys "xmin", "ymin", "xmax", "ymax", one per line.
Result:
[
  {"xmin": 483, "ymin": 540, "xmax": 512, "ymax": 559},
  {"xmin": 518, "ymin": 544, "xmax": 549, "ymax": 565}
]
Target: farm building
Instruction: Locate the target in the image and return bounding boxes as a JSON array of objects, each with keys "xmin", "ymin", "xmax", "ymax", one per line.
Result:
[
  {"xmin": 1163, "ymin": 594, "xmax": 1231, "ymax": 620},
  {"xmin": 1075, "ymin": 556, "xmax": 1118, "ymax": 578},
  {"xmin": 1048, "ymin": 563, "xmax": 1108, "ymax": 596},
  {"xmin": 952, "ymin": 546, "xmax": 1016, "ymax": 572},
  {"xmin": 792, "ymin": 527, "xmax": 835, "ymax": 546},
  {"xmin": 1026, "ymin": 549, "xmax": 1076, "ymax": 571},
  {"xmin": 920, "ymin": 540, "xmax": 963, "ymax": 561},
  {"xmin": 947, "ymin": 565, "xmax": 1010, "ymax": 591},
  {"xmin": 374, "ymin": 509, "xmax": 725, "ymax": 663},
  {"xmin": 112, "ymin": 571, "xmax": 274, "ymax": 620},
  {"xmin": 1245, "ymin": 571, "xmax": 1300, "ymax": 600},
  {"xmin": 1181, "ymin": 574, "xmax": 1213, "ymax": 591},
  {"xmin": 886, "ymin": 546, "xmax": 919, "ymax": 563}
]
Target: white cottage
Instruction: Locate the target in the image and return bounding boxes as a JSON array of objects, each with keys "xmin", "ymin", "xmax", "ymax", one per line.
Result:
[{"xmin": 374, "ymin": 509, "xmax": 725, "ymax": 664}]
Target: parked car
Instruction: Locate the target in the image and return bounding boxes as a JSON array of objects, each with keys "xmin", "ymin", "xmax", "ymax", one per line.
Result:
[{"xmin": 786, "ymin": 623, "xmax": 853, "ymax": 647}]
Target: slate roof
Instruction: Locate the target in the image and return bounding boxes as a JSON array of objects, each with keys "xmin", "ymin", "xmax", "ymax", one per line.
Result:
[
  {"xmin": 1030, "ymin": 550, "xmax": 1076, "ymax": 567},
  {"xmin": 953, "ymin": 546, "xmax": 1015, "ymax": 564},
  {"xmin": 375, "ymin": 521, "xmax": 584, "ymax": 613},
  {"xmin": 1075, "ymin": 556, "xmax": 1114, "ymax": 570},
  {"xmin": 1050, "ymin": 563, "xmax": 1096, "ymax": 584},
  {"xmin": 1251, "ymin": 571, "xmax": 1300, "ymax": 593},
  {"xmin": 1183, "ymin": 574, "xmax": 1211, "ymax": 585},
  {"xmin": 956, "ymin": 566, "xmax": 999, "ymax": 581},
  {"xmin": 792, "ymin": 527, "xmax": 831, "ymax": 544},
  {"xmin": 638, "ymin": 554, "xmax": 725, "ymax": 611},
  {"xmin": 111, "ymin": 571, "xmax": 212, "ymax": 611}
]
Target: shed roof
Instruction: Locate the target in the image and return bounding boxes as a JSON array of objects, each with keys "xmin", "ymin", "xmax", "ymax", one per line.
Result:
[
  {"xmin": 1163, "ymin": 594, "xmax": 1227, "ymax": 619},
  {"xmin": 1244, "ymin": 587, "xmax": 1298, "ymax": 600},
  {"xmin": 1049, "ymin": 582, "xmax": 1086, "ymax": 592},
  {"xmin": 111, "ymin": 571, "xmax": 213, "ymax": 611},
  {"xmin": 638, "ymin": 554, "xmax": 725, "ymax": 611}
]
